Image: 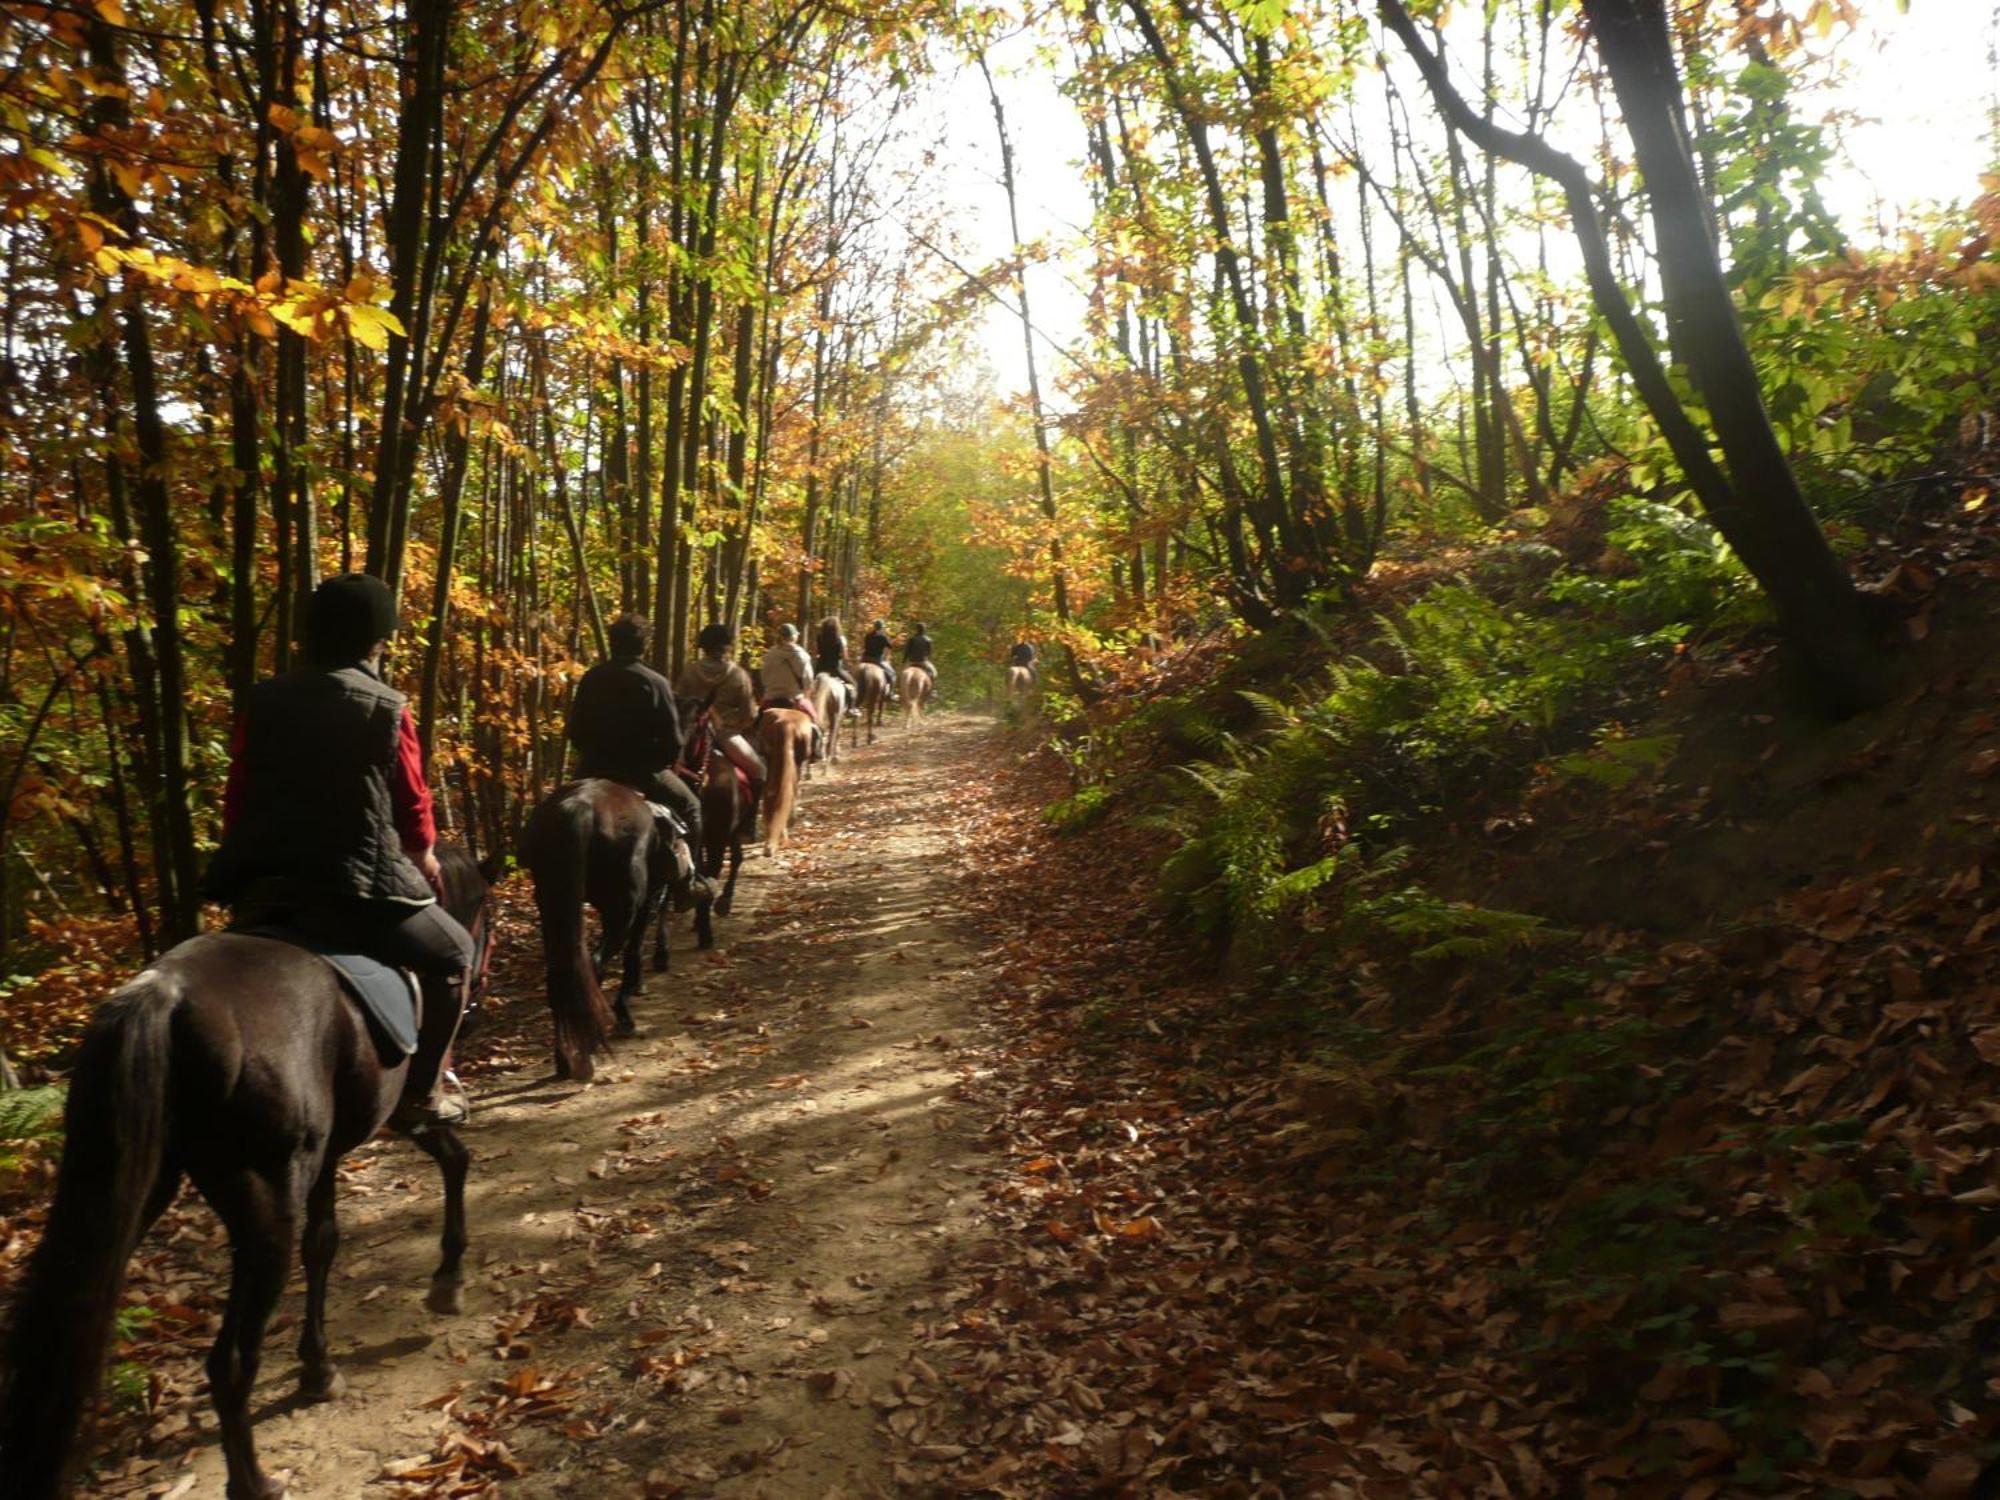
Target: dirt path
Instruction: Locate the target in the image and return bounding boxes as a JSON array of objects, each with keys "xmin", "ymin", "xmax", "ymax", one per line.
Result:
[{"xmin": 112, "ymin": 715, "xmax": 996, "ymax": 1500}]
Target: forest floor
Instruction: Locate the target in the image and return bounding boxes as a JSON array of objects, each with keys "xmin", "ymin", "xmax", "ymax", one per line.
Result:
[{"xmin": 85, "ymin": 714, "xmax": 1003, "ymax": 1500}]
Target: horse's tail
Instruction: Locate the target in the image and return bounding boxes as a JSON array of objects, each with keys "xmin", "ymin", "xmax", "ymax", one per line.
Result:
[
  {"xmin": 0, "ymin": 970, "xmax": 180, "ymax": 1499},
  {"xmin": 764, "ymin": 728, "xmax": 800, "ymax": 853},
  {"xmin": 524, "ymin": 800, "xmax": 615, "ymax": 1067}
]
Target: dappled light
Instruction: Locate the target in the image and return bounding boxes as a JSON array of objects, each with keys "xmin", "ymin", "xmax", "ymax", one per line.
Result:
[{"xmin": 3, "ymin": 0, "xmax": 2000, "ymax": 1493}]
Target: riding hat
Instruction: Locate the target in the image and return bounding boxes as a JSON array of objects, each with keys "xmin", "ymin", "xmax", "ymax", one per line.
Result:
[{"xmin": 306, "ymin": 573, "xmax": 398, "ymax": 664}]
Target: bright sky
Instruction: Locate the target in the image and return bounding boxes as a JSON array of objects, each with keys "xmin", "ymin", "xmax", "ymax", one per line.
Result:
[{"xmin": 912, "ymin": 2, "xmax": 1998, "ymax": 399}]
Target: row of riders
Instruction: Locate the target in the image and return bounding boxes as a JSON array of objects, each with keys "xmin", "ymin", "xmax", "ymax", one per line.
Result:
[{"xmin": 0, "ymin": 573, "xmax": 941, "ymax": 1500}]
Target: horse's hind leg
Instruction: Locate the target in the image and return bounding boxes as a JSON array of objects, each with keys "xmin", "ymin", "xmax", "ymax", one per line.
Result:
[
  {"xmin": 719, "ymin": 834, "xmax": 743, "ymax": 915},
  {"xmin": 651, "ymin": 882, "xmax": 674, "ymax": 969},
  {"xmin": 407, "ymin": 1126, "xmax": 469, "ymax": 1315},
  {"xmin": 202, "ymin": 1166, "xmax": 296, "ymax": 1500},
  {"xmin": 296, "ymin": 1160, "xmax": 345, "ymax": 1402}
]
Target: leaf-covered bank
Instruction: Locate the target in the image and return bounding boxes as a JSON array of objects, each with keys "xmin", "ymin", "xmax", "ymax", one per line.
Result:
[{"xmin": 918, "ymin": 474, "xmax": 2000, "ymax": 1496}]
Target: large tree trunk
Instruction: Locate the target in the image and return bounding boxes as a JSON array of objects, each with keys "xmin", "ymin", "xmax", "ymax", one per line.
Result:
[{"xmin": 1381, "ymin": 0, "xmax": 1890, "ymax": 714}]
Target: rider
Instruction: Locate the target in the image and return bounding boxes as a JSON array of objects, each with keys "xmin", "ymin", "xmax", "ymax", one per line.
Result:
[
  {"xmin": 813, "ymin": 615, "xmax": 858, "ymax": 715},
  {"xmin": 860, "ymin": 617, "xmax": 896, "ymax": 703},
  {"xmin": 675, "ymin": 622, "xmax": 768, "ymax": 785},
  {"xmin": 903, "ymin": 621, "xmax": 938, "ymax": 690},
  {"xmin": 567, "ymin": 613, "xmax": 707, "ymax": 901},
  {"xmin": 203, "ymin": 572, "xmax": 473, "ymax": 1133},
  {"xmin": 761, "ymin": 622, "xmax": 814, "ymax": 708},
  {"xmin": 1008, "ymin": 638, "xmax": 1037, "ymax": 680}
]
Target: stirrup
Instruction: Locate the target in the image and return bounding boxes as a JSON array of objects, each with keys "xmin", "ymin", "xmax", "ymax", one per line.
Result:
[{"xmin": 391, "ymin": 1089, "xmax": 469, "ymax": 1135}]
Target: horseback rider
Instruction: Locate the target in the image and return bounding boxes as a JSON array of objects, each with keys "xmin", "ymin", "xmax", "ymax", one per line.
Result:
[
  {"xmin": 814, "ymin": 615, "xmax": 858, "ymax": 716},
  {"xmin": 861, "ymin": 617, "xmax": 896, "ymax": 703},
  {"xmin": 675, "ymin": 622, "xmax": 768, "ymax": 785},
  {"xmin": 203, "ymin": 571, "xmax": 473, "ymax": 1133},
  {"xmin": 903, "ymin": 621, "xmax": 938, "ymax": 688},
  {"xmin": 761, "ymin": 622, "xmax": 814, "ymax": 707},
  {"xmin": 1008, "ymin": 638, "xmax": 1037, "ymax": 679},
  {"xmin": 567, "ymin": 613, "xmax": 709, "ymax": 903}
]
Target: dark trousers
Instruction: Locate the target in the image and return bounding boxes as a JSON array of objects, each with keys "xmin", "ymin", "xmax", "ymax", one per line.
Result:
[
  {"xmin": 637, "ymin": 769, "xmax": 702, "ymax": 842},
  {"xmin": 288, "ymin": 897, "xmax": 474, "ymax": 980},
  {"xmin": 282, "ymin": 897, "xmax": 473, "ymax": 1113}
]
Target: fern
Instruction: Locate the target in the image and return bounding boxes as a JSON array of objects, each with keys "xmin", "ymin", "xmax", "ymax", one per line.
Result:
[{"xmin": 0, "ymin": 1085, "xmax": 64, "ymax": 1144}]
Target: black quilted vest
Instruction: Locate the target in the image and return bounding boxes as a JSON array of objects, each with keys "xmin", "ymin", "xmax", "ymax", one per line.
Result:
[{"xmin": 203, "ymin": 663, "xmax": 434, "ymax": 907}]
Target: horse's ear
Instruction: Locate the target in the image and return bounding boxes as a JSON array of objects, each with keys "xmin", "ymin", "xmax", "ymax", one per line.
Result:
[{"xmin": 477, "ymin": 854, "xmax": 506, "ymax": 887}]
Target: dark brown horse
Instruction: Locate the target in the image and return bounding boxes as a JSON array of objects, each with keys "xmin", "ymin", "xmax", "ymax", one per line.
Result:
[
  {"xmin": 0, "ymin": 848, "xmax": 494, "ymax": 1500},
  {"xmin": 519, "ymin": 778, "xmax": 676, "ymax": 1078},
  {"xmin": 681, "ymin": 713, "xmax": 759, "ymax": 948},
  {"xmin": 855, "ymin": 661, "xmax": 891, "ymax": 745}
]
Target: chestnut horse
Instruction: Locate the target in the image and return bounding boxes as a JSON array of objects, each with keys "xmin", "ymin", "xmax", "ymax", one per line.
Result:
[
  {"xmin": 0, "ymin": 850, "xmax": 493, "ymax": 1500},
  {"xmin": 855, "ymin": 662, "xmax": 891, "ymax": 745},
  {"xmin": 758, "ymin": 707, "xmax": 815, "ymax": 854},
  {"xmin": 900, "ymin": 664, "xmax": 934, "ymax": 731},
  {"xmin": 680, "ymin": 712, "xmax": 759, "ymax": 946}
]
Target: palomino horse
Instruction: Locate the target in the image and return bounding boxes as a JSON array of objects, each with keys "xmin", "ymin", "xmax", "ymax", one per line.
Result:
[
  {"xmin": 520, "ymin": 778, "xmax": 681, "ymax": 1077},
  {"xmin": 900, "ymin": 664, "xmax": 934, "ymax": 731},
  {"xmin": 680, "ymin": 712, "xmax": 759, "ymax": 945},
  {"xmin": 855, "ymin": 661, "xmax": 892, "ymax": 745},
  {"xmin": 0, "ymin": 850, "xmax": 493, "ymax": 1500},
  {"xmin": 1006, "ymin": 665, "xmax": 1035, "ymax": 704},
  {"xmin": 806, "ymin": 672, "xmax": 850, "ymax": 768},
  {"xmin": 757, "ymin": 707, "xmax": 815, "ymax": 854}
]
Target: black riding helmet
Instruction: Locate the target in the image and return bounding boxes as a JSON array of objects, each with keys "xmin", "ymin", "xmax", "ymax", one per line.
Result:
[
  {"xmin": 697, "ymin": 622, "xmax": 734, "ymax": 653},
  {"xmin": 305, "ymin": 572, "xmax": 398, "ymax": 665}
]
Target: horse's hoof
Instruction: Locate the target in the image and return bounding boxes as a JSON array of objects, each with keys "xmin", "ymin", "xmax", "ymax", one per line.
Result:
[
  {"xmin": 297, "ymin": 1366, "xmax": 346, "ymax": 1404},
  {"xmin": 226, "ymin": 1473, "xmax": 288, "ymax": 1500},
  {"xmin": 651, "ymin": 951, "xmax": 670, "ymax": 974},
  {"xmin": 715, "ymin": 897, "xmax": 733, "ymax": 917},
  {"xmin": 612, "ymin": 1014, "xmax": 638, "ymax": 1039},
  {"xmin": 553, "ymin": 1054, "xmax": 573, "ymax": 1081},
  {"xmin": 425, "ymin": 1278, "xmax": 465, "ymax": 1316}
]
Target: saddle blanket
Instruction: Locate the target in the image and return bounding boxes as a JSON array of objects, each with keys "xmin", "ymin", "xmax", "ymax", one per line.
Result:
[{"xmin": 242, "ymin": 928, "xmax": 421, "ymax": 1057}]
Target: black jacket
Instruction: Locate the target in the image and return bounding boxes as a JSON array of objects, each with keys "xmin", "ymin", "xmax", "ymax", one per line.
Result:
[
  {"xmin": 904, "ymin": 632, "xmax": 934, "ymax": 666},
  {"xmin": 1009, "ymin": 642, "xmax": 1036, "ymax": 666},
  {"xmin": 568, "ymin": 654, "xmax": 683, "ymax": 784},
  {"xmin": 861, "ymin": 629, "xmax": 891, "ymax": 664},
  {"xmin": 203, "ymin": 663, "xmax": 433, "ymax": 907},
  {"xmin": 814, "ymin": 625, "xmax": 848, "ymax": 674}
]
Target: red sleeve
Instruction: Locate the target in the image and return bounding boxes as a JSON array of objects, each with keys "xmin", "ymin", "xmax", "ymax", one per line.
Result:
[
  {"xmin": 391, "ymin": 707, "xmax": 436, "ymax": 856},
  {"xmin": 221, "ymin": 716, "xmax": 248, "ymax": 833}
]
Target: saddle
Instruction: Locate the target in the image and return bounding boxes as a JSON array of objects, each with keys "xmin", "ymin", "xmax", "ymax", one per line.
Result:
[{"xmin": 239, "ymin": 926, "xmax": 421, "ymax": 1060}]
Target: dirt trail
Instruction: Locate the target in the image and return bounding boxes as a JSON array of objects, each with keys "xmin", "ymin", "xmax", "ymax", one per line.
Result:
[{"xmin": 112, "ymin": 715, "xmax": 995, "ymax": 1500}]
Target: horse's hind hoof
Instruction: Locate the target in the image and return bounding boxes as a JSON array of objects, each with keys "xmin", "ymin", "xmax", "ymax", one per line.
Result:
[
  {"xmin": 297, "ymin": 1366, "xmax": 346, "ymax": 1404},
  {"xmin": 426, "ymin": 1278, "xmax": 465, "ymax": 1316},
  {"xmin": 613, "ymin": 1017, "xmax": 638, "ymax": 1040}
]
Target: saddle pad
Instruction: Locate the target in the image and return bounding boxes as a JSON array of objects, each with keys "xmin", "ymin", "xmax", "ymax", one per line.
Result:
[{"xmin": 240, "ymin": 928, "xmax": 421, "ymax": 1057}]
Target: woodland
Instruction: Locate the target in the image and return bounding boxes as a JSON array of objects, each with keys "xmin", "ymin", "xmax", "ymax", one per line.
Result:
[{"xmin": 3, "ymin": 0, "xmax": 2000, "ymax": 1492}]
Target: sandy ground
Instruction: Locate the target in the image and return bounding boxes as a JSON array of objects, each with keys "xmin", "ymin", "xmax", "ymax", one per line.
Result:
[{"xmin": 107, "ymin": 713, "xmax": 994, "ymax": 1500}]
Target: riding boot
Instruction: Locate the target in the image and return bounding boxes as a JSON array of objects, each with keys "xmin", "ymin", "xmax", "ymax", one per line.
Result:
[
  {"xmin": 670, "ymin": 803, "xmax": 718, "ymax": 911},
  {"xmin": 390, "ymin": 970, "xmax": 470, "ymax": 1134}
]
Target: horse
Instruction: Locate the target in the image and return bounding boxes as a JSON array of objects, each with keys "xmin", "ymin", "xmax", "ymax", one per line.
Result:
[
  {"xmin": 1006, "ymin": 664, "xmax": 1035, "ymax": 704},
  {"xmin": 0, "ymin": 848, "xmax": 495, "ymax": 1500},
  {"xmin": 806, "ymin": 673, "xmax": 849, "ymax": 769},
  {"xmin": 519, "ymin": 779, "xmax": 679, "ymax": 1079},
  {"xmin": 681, "ymin": 712, "xmax": 759, "ymax": 946},
  {"xmin": 757, "ymin": 707, "xmax": 815, "ymax": 854},
  {"xmin": 900, "ymin": 664, "xmax": 934, "ymax": 731},
  {"xmin": 855, "ymin": 662, "xmax": 891, "ymax": 746}
]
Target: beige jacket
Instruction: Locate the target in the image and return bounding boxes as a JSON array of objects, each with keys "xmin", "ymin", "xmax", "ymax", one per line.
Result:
[{"xmin": 676, "ymin": 657, "xmax": 759, "ymax": 737}]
